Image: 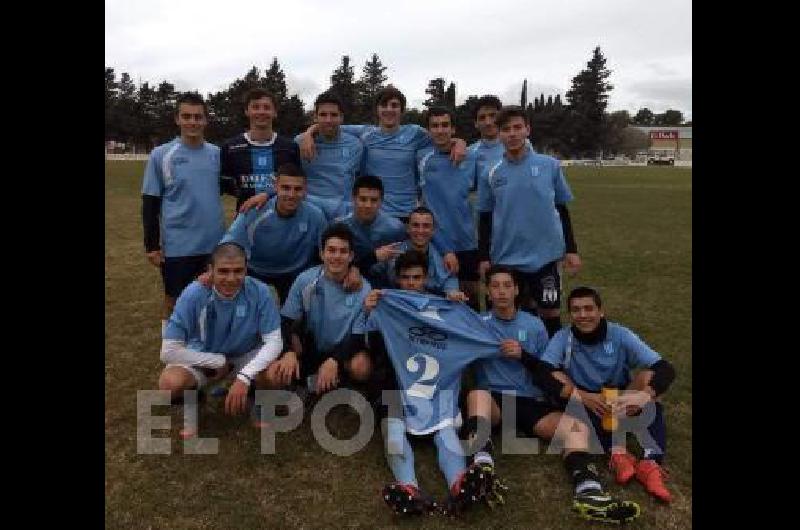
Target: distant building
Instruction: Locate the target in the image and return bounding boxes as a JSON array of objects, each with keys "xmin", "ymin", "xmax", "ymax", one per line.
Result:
[{"xmin": 630, "ymin": 126, "xmax": 692, "ymax": 161}]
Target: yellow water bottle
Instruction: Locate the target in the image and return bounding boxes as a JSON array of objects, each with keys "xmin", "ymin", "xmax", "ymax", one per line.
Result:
[{"xmin": 601, "ymin": 386, "xmax": 618, "ymax": 432}]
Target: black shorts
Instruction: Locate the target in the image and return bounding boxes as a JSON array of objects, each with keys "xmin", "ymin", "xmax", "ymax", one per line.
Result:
[
  {"xmin": 515, "ymin": 261, "xmax": 562, "ymax": 311},
  {"xmin": 455, "ymin": 249, "xmax": 480, "ymax": 281},
  {"xmin": 491, "ymin": 391, "xmax": 560, "ymax": 437},
  {"xmin": 247, "ymin": 269, "xmax": 299, "ymax": 305},
  {"xmin": 160, "ymin": 254, "xmax": 210, "ymax": 298}
]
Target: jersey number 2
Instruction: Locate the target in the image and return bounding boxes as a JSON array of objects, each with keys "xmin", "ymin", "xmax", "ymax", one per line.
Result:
[{"xmin": 406, "ymin": 354, "xmax": 440, "ymax": 399}]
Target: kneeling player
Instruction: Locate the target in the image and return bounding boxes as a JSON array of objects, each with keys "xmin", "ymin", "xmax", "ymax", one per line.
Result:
[
  {"xmin": 463, "ymin": 267, "xmax": 640, "ymax": 523},
  {"xmin": 157, "ymin": 242, "xmax": 283, "ymax": 436}
]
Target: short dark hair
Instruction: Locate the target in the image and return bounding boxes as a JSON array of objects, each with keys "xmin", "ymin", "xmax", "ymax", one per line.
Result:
[
  {"xmin": 210, "ymin": 242, "xmax": 246, "ymax": 265},
  {"xmin": 243, "ymin": 88, "xmax": 278, "ymax": 111},
  {"xmin": 496, "ymin": 106, "xmax": 529, "ymax": 128},
  {"xmin": 408, "ymin": 206, "xmax": 435, "ymax": 224},
  {"xmin": 352, "ymin": 174, "xmax": 384, "ymax": 197},
  {"xmin": 485, "ymin": 265, "xmax": 518, "ymax": 285},
  {"xmin": 275, "ymin": 162, "xmax": 305, "ymax": 179},
  {"xmin": 425, "ymin": 106, "xmax": 455, "ymax": 127},
  {"xmin": 321, "ymin": 222, "xmax": 354, "ymax": 251},
  {"xmin": 375, "ymin": 86, "xmax": 406, "ymax": 111},
  {"xmin": 175, "ymin": 92, "xmax": 207, "ymax": 115},
  {"xmin": 567, "ymin": 286, "xmax": 603, "ymax": 309},
  {"xmin": 473, "ymin": 95, "xmax": 502, "ymax": 120},
  {"xmin": 314, "ymin": 91, "xmax": 344, "ymax": 114},
  {"xmin": 394, "ymin": 250, "xmax": 429, "ymax": 276}
]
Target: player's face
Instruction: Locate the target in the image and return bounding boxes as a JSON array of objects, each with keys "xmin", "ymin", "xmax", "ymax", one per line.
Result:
[
  {"xmin": 487, "ymin": 273, "xmax": 519, "ymax": 311},
  {"xmin": 245, "ymin": 97, "xmax": 276, "ymax": 129},
  {"xmin": 175, "ymin": 103, "xmax": 207, "ymax": 141},
  {"xmin": 428, "ymin": 113, "xmax": 454, "ymax": 149},
  {"xmin": 210, "ymin": 255, "xmax": 247, "ymax": 298},
  {"xmin": 569, "ymin": 296, "xmax": 604, "ymax": 334},
  {"xmin": 475, "ymin": 105, "xmax": 499, "ymax": 139},
  {"xmin": 407, "ymin": 213, "xmax": 434, "ymax": 249},
  {"xmin": 275, "ymin": 174, "xmax": 306, "ymax": 214},
  {"xmin": 353, "ymin": 188, "xmax": 382, "ymax": 222},
  {"xmin": 499, "ymin": 116, "xmax": 530, "ymax": 154},
  {"xmin": 321, "ymin": 237, "xmax": 353, "ymax": 276},
  {"xmin": 316, "ymin": 103, "xmax": 343, "ymax": 137},
  {"xmin": 377, "ymin": 98, "xmax": 403, "ymax": 129},
  {"xmin": 397, "ymin": 266, "xmax": 426, "ymax": 292}
]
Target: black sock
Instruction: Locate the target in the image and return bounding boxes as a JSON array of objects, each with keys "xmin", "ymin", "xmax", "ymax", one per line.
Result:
[
  {"xmin": 461, "ymin": 415, "xmax": 494, "ymax": 460},
  {"xmin": 564, "ymin": 451, "xmax": 601, "ymax": 490},
  {"xmin": 543, "ymin": 316, "xmax": 562, "ymax": 338}
]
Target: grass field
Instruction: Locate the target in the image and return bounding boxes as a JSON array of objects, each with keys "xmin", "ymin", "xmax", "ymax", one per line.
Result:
[{"xmin": 105, "ymin": 162, "xmax": 692, "ymax": 529}]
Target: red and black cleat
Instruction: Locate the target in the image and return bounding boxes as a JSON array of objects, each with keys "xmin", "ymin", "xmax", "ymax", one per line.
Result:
[{"xmin": 381, "ymin": 483, "xmax": 438, "ymax": 515}]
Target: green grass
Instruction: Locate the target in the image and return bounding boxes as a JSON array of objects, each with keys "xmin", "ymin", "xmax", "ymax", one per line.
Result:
[{"xmin": 105, "ymin": 161, "xmax": 691, "ymax": 529}]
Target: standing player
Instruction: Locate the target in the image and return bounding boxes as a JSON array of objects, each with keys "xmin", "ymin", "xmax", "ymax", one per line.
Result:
[
  {"xmin": 417, "ymin": 107, "xmax": 481, "ymax": 309},
  {"xmin": 295, "ymin": 91, "xmax": 364, "ymax": 221},
  {"xmin": 468, "ymin": 95, "xmax": 506, "ymax": 186},
  {"xmin": 533, "ymin": 286, "xmax": 677, "ymax": 503},
  {"xmin": 477, "ymin": 106, "xmax": 581, "ymax": 337},
  {"xmin": 142, "ymin": 92, "xmax": 225, "ymax": 328},
  {"xmin": 219, "ymin": 88, "xmax": 301, "ymax": 212},
  {"xmin": 157, "ymin": 242, "xmax": 283, "ymax": 433},
  {"xmin": 462, "ymin": 267, "xmax": 641, "ymax": 523},
  {"xmin": 221, "ymin": 163, "xmax": 328, "ymax": 304}
]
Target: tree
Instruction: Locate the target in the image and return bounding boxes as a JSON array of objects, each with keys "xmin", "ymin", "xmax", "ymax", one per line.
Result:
[
  {"xmin": 618, "ymin": 127, "xmax": 650, "ymax": 157},
  {"xmin": 632, "ymin": 108, "xmax": 655, "ymax": 126},
  {"xmin": 423, "ymin": 77, "xmax": 446, "ymax": 108},
  {"xmin": 520, "ymin": 79, "xmax": 528, "ymax": 108},
  {"xmin": 444, "ymin": 82, "xmax": 456, "ymax": 109},
  {"xmin": 454, "ymin": 95, "xmax": 480, "ymax": 143},
  {"xmin": 355, "ymin": 53, "xmax": 388, "ymax": 122},
  {"xmin": 154, "ymin": 81, "xmax": 179, "ymax": 144},
  {"xmin": 263, "ymin": 58, "xmax": 287, "ymax": 106},
  {"xmin": 655, "ymin": 109, "xmax": 684, "ymax": 126},
  {"xmin": 105, "ymin": 68, "xmax": 118, "ymax": 138},
  {"xmin": 602, "ymin": 110, "xmax": 632, "ymax": 155},
  {"xmin": 329, "ymin": 55, "xmax": 357, "ymax": 119},
  {"xmin": 565, "ymin": 46, "xmax": 614, "ymax": 157},
  {"xmin": 276, "ymin": 94, "xmax": 307, "ymax": 136}
]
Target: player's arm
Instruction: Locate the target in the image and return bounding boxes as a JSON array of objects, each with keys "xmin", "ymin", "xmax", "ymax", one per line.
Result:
[
  {"xmin": 476, "ymin": 167, "xmax": 494, "ymax": 274},
  {"xmin": 218, "ymin": 144, "xmax": 239, "ymax": 198},
  {"xmin": 141, "ymin": 151, "xmax": 165, "ymax": 265}
]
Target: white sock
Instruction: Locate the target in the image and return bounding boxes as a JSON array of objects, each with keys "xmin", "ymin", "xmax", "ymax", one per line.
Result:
[
  {"xmin": 474, "ymin": 451, "xmax": 494, "ymax": 467},
  {"xmin": 575, "ymin": 480, "xmax": 603, "ymax": 496},
  {"xmin": 161, "ymin": 319, "xmax": 167, "ymax": 334}
]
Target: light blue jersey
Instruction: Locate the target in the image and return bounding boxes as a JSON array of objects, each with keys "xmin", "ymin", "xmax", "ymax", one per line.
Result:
[
  {"xmin": 141, "ymin": 138, "xmax": 225, "ymax": 257},
  {"xmin": 360, "ymin": 290, "xmax": 503, "ymax": 434},
  {"xmin": 294, "ymin": 131, "xmax": 363, "ymax": 221},
  {"xmin": 281, "ymin": 265, "xmax": 372, "ymax": 354},
  {"xmin": 370, "ymin": 240, "xmax": 459, "ymax": 294},
  {"xmin": 334, "ymin": 210, "xmax": 406, "ymax": 264},
  {"xmin": 340, "ymin": 124, "xmax": 432, "ymax": 218},
  {"xmin": 222, "ymin": 197, "xmax": 328, "ymax": 276},
  {"xmin": 164, "ymin": 277, "xmax": 281, "ymax": 358},
  {"xmin": 416, "ymin": 147, "xmax": 478, "ymax": 252},
  {"xmin": 468, "ymin": 138, "xmax": 505, "ymax": 187},
  {"xmin": 540, "ymin": 322, "xmax": 662, "ymax": 391},
  {"xmin": 477, "ymin": 149, "xmax": 573, "ymax": 273},
  {"xmin": 473, "ymin": 311, "xmax": 549, "ymax": 398}
]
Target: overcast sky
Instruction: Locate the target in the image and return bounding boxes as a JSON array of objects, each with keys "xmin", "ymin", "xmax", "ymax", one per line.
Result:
[{"xmin": 105, "ymin": 0, "xmax": 691, "ymax": 119}]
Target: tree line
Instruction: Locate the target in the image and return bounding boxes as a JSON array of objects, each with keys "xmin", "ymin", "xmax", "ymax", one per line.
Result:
[{"xmin": 105, "ymin": 47, "xmax": 689, "ymax": 158}]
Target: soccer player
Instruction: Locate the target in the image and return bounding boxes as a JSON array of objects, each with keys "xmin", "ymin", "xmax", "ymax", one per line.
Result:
[
  {"xmin": 219, "ymin": 88, "xmax": 301, "ymax": 212},
  {"xmin": 157, "ymin": 242, "xmax": 283, "ymax": 432},
  {"xmin": 142, "ymin": 92, "xmax": 225, "ymax": 327},
  {"xmin": 417, "ymin": 107, "xmax": 481, "ymax": 309},
  {"xmin": 462, "ymin": 267, "xmax": 641, "ymax": 523},
  {"xmin": 334, "ymin": 175, "xmax": 406, "ymax": 281},
  {"xmin": 221, "ymin": 162, "xmax": 328, "ymax": 304},
  {"xmin": 357, "ymin": 251, "xmax": 501, "ymax": 515},
  {"xmin": 299, "ymin": 86, "xmax": 466, "ymax": 224},
  {"xmin": 467, "ymin": 95, "xmax": 506, "ymax": 184},
  {"xmin": 533, "ymin": 286, "xmax": 677, "ymax": 503},
  {"xmin": 294, "ymin": 91, "xmax": 364, "ymax": 221},
  {"xmin": 477, "ymin": 106, "xmax": 581, "ymax": 337},
  {"xmin": 268, "ymin": 223, "xmax": 373, "ymax": 395},
  {"xmin": 370, "ymin": 207, "xmax": 465, "ymax": 302}
]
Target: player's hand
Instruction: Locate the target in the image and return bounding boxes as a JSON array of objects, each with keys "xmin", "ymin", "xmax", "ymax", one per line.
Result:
[
  {"xmin": 479, "ymin": 260, "xmax": 491, "ymax": 280},
  {"xmin": 612, "ymin": 390, "xmax": 651, "ymax": 416},
  {"xmin": 577, "ymin": 390, "xmax": 611, "ymax": 418},
  {"xmin": 364, "ymin": 289, "xmax": 383, "ymax": 311},
  {"xmin": 239, "ymin": 192, "xmax": 269, "ymax": 213},
  {"xmin": 299, "ymin": 126, "xmax": 319, "ymax": 160},
  {"xmin": 224, "ymin": 379, "xmax": 250, "ymax": 415},
  {"xmin": 146, "ymin": 250, "xmax": 164, "ymax": 267},
  {"xmin": 197, "ymin": 271, "xmax": 212, "ymax": 288},
  {"xmin": 499, "ymin": 339, "xmax": 523, "ymax": 359},
  {"xmin": 276, "ymin": 351, "xmax": 300, "ymax": 386},
  {"xmin": 450, "ymin": 138, "xmax": 467, "ymax": 164},
  {"xmin": 342, "ymin": 265, "xmax": 364, "ymax": 292},
  {"xmin": 446, "ymin": 290, "xmax": 468, "ymax": 303},
  {"xmin": 563, "ymin": 253, "xmax": 582, "ymax": 276},
  {"xmin": 443, "ymin": 252, "xmax": 459, "ymax": 274},
  {"xmin": 375, "ymin": 242, "xmax": 403, "ymax": 262},
  {"xmin": 316, "ymin": 358, "xmax": 340, "ymax": 394}
]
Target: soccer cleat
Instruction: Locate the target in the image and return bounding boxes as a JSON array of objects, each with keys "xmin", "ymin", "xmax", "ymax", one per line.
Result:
[
  {"xmin": 635, "ymin": 459, "xmax": 672, "ymax": 503},
  {"xmin": 381, "ymin": 483, "xmax": 437, "ymax": 515},
  {"xmin": 443, "ymin": 462, "xmax": 497, "ymax": 515},
  {"xmin": 573, "ymin": 489, "xmax": 641, "ymax": 524},
  {"xmin": 609, "ymin": 452, "xmax": 637, "ymax": 485}
]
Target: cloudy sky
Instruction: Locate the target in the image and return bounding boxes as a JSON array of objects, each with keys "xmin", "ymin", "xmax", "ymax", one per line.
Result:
[{"xmin": 105, "ymin": 0, "xmax": 691, "ymax": 119}]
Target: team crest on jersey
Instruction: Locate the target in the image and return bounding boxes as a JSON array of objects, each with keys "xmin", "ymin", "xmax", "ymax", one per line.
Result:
[
  {"xmin": 518, "ymin": 329, "xmax": 527, "ymax": 342},
  {"xmin": 257, "ymin": 156, "xmax": 268, "ymax": 166},
  {"xmin": 603, "ymin": 342, "xmax": 613, "ymax": 354},
  {"xmin": 298, "ymin": 222, "xmax": 308, "ymax": 233},
  {"xmin": 235, "ymin": 305, "xmax": 246, "ymax": 317},
  {"xmin": 541, "ymin": 276, "xmax": 558, "ymax": 303},
  {"xmin": 530, "ymin": 165, "xmax": 540, "ymax": 177},
  {"xmin": 345, "ymin": 295, "xmax": 355, "ymax": 307}
]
